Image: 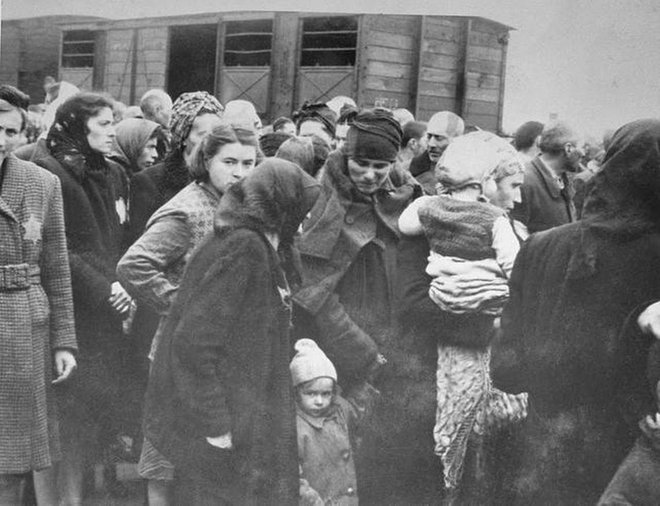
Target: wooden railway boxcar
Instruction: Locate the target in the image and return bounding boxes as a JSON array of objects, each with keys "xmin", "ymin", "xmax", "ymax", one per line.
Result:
[{"xmin": 2, "ymin": 11, "xmax": 512, "ymax": 132}]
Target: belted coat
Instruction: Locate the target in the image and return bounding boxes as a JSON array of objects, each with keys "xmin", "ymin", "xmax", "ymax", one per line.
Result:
[{"xmin": 0, "ymin": 154, "xmax": 77, "ymax": 473}]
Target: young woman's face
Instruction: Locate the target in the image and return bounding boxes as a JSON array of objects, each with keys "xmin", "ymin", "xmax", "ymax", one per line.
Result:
[
  {"xmin": 136, "ymin": 137, "xmax": 159, "ymax": 171},
  {"xmin": 206, "ymin": 142, "xmax": 257, "ymax": 194},
  {"xmin": 297, "ymin": 377, "xmax": 334, "ymax": 417},
  {"xmin": 347, "ymin": 157, "xmax": 393, "ymax": 195},
  {"xmin": 86, "ymin": 107, "xmax": 116, "ymax": 154}
]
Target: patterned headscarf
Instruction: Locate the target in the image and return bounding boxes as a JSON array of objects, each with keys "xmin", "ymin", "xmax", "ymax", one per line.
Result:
[{"xmin": 169, "ymin": 91, "xmax": 224, "ymax": 153}]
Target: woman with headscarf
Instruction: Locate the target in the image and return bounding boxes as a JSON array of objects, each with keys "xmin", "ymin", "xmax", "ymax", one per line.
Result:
[
  {"xmin": 490, "ymin": 119, "xmax": 660, "ymax": 504},
  {"xmin": 110, "ymin": 117, "xmax": 165, "ymax": 177},
  {"xmin": 143, "ymin": 159, "xmax": 320, "ymax": 505},
  {"xmin": 128, "ymin": 91, "xmax": 224, "ymax": 243},
  {"xmin": 293, "ymin": 108, "xmax": 421, "ymax": 505},
  {"xmin": 33, "ymin": 92, "xmax": 132, "ymax": 505},
  {"xmin": 13, "ymin": 81, "xmax": 80, "ymax": 163},
  {"xmin": 117, "ymin": 124, "xmax": 259, "ymax": 505}
]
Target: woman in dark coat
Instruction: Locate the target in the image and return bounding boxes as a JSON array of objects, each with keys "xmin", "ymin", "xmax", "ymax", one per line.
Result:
[
  {"xmin": 143, "ymin": 159, "xmax": 320, "ymax": 505},
  {"xmin": 293, "ymin": 109, "xmax": 421, "ymax": 505},
  {"xmin": 34, "ymin": 92, "xmax": 133, "ymax": 504},
  {"xmin": 491, "ymin": 119, "xmax": 660, "ymax": 504}
]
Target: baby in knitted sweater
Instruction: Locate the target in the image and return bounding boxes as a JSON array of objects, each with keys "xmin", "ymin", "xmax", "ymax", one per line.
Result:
[{"xmin": 398, "ymin": 131, "xmax": 528, "ymax": 492}]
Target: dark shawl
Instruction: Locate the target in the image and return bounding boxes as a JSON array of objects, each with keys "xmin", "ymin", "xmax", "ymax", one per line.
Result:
[
  {"xmin": 144, "ymin": 160, "xmax": 319, "ymax": 505},
  {"xmin": 492, "ymin": 119, "xmax": 660, "ymax": 504}
]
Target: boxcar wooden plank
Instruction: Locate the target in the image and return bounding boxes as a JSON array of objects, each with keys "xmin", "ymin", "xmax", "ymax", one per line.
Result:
[
  {"xmin": 364, "ymin": 75, "xmax": 411, "ymax": 93},
  {"xmin": 369, "ymin": 31, "xmax": 415, "ymax": 50},
  {"xmin": 467, "ymin": 71, "xmax": 501, "ymax": 90},
  {"xmin": 417, "ymin": 79, "xmax": 456, "ymax": 98},
  {"xmin": 469, "ymin": 31, "xmax": 502, "ymax": 48},
  {"xmin": 369, "ymin": 46, "xmax": 415, "ymax": 65},
  {"xmin": 466, "ymin": 59, "xmax": 501, "ymax": 75},
  {"xmin": 467, "ymin": 46, "xmax": 502, "ymax": 62},
  {"xmin": 465, "ymin": 86, "xmax": 499, "ymax": 102},
  {"xmin": 370, "ymin": 15, "xmax": 417, "ymax": 34},
  {"xmin": 362, "ymin": 89, "xmax": 410, "ymax": 109},
  {"xmin": 424, "ymin": 22, "xmax": 460, "ymax": 43},
  {"xmin": 368, "ymin": 61, "xmax": 411, "ymax": 79},
  {"xmin": 425, "ymin": 17, "xmax": 462, "ymax": 29},
  {"xmin": 471, "ymin": 18, "xmax": 502, "ymax": 35},
  {"xmin": 419, "ymin": 67, "xmax": 457, "ymax": 84},
  {"xmin": 421, "ymin": 53, "xmax": 459, "ymax": 71},
  {"xmin": 422, "ymin": 39, "xmax": 459, "ymax": 57},
  {"xmin": 464, "ymin": 99, "xmax": 499, "ymax": 116},
  {"xmin": 466, "ymin": 113, "xmax": 498, "ymax": 131},
  {"xmin": 417, "ymin": 95, "xmax": 457, "ymax": 113}
]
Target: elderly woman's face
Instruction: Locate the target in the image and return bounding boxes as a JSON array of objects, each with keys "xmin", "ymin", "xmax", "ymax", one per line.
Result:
[
  {"xmin": 185, "ymin": 113, "xmax": 223, "ymax": 156},
  {"xmin": 347, "ymin": 157, "xmax": 393, "ymax": 195},
  {"xmin": 86, "ymin": 107, "xmax": 116, "ymax": 155},
  {"xmin": 137, "ymin": 137, "xmax": 159, "ymax": 171},
  {"xmin": 484, "ymin": 172, "xmax": 524, "ymax": 211}
]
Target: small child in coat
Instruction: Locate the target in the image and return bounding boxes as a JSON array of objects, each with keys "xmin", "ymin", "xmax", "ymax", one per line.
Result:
[
  {"xmin": 291, "ymin": 339, "xmax": 367, "ymax": 506},
  {"xmin": 398, "ymin": 131, "xmax": 528, "ymax": 492}
]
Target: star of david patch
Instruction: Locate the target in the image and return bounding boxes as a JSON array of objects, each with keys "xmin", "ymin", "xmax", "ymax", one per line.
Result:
[{"xmin": 22, "ymin": 215, "xmax": 42, "ymax": 244}]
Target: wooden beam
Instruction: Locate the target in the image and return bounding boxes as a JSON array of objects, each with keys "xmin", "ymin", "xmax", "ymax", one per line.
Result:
[
  {"xmin": 214, "ymin": 18, "xmax": 225, "ymax": 98},
  {"xmin": 497, "ymin": 30, "xmax": 510, "ymax": 133},
  {"xmin": 411, "ymin": 15, "xmax": 424, "ymax": 118},
  {"xmin": 456, "ymin": 18, "xmax": 471, "ymax": 118},
  {"xmin": 92, "ymin": 29, "xmax": 106, "ymax": 91},
  {"xmin": 129, "ymin": 28, "xmax": 138, "ymax": 104}
]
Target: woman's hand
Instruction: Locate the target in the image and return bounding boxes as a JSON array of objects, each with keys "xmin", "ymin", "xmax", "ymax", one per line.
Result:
[
  {"xmin": 109, "ymin": 281, "xmax": 133, "ymax": 316},
  {"xmin": 638, "ymin": 301, "xmax": 660, "ymax": 339},
  {"xmin": 206, "ymin": 432, "xmax": 233, "ymax": 450},
  {"xmin": 52, "ymin": 349, "xmax": 76, "ymax": 385}
]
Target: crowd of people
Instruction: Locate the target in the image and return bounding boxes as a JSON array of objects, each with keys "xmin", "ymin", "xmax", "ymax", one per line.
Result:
[{"xmin": 1, "ymin": 77, "xmax": 660, "ymax": 506}]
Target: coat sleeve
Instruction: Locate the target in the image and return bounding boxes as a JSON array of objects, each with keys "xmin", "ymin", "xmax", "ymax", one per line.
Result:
[
  {"xmin": 310, "ymin": 293, "xmax": 379, "ymax": 385},
  {"xmin": 127, "ymin": 170, "xmax": 158, "ymax": 244},
  {"xmin": 40, "ymin": 175, "xmax": 77, "ymax": 351},
  {"xmin": 169, "ymin": 233, "xmax": 273, "ymax": 438},
  {"xmin": 117, "ymin": 213, "xmax": 192, "ymax": 314},
  {"xmin": 491, "ymin": 238, "xmax": 529, "ymax": 390}
]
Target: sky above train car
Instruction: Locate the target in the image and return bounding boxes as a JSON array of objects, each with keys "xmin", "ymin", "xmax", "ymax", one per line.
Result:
[{"xmin": 4, "ymin": 0, "xmax": 660, "ymax": 139}]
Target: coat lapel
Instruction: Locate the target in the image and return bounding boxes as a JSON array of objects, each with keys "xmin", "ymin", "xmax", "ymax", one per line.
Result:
[
  {"xmin": 531, "ymin": 157, "xmax": 561, "ymax": 199},
  {"xmin": 0, "ymin": 155, "xmax": 26, "ymax": 222}
]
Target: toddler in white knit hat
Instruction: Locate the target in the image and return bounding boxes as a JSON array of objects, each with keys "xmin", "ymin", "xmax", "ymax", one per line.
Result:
[{"xmin": 291, "ymin": 339, "xmax": 367, "ymax": 506}]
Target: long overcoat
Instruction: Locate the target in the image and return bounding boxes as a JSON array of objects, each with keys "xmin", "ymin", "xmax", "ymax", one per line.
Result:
[
  {"xmin": 493, "ymin": 120, "xmax": 660, "ymax": 504},
  {"xmin": 0, "ymin": 155, "xmax": 76, "ymax": 473}
]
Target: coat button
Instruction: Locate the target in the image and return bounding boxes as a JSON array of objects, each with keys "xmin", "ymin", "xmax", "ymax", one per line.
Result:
[
  {"xmin": 341, "ymin": 450, "xmax": 350, "ymax": 460},
  {"xmin": 345, "ymin": 215, "xmax": 354, "ymax": 224},
  {"xmin": 347, "ymin": 487, "xmax": 355, "ymax": 495}
]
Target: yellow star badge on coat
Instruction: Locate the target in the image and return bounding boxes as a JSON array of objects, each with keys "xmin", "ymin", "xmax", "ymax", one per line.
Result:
[{"xmin": 22, "ymin": 215, "xmax": 42, "ymax": 244}]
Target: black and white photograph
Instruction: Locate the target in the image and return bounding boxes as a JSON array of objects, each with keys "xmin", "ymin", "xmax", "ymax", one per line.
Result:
[{"xmin": 1, "ymin": 0, "xmax": 660, "ymax": 504}]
